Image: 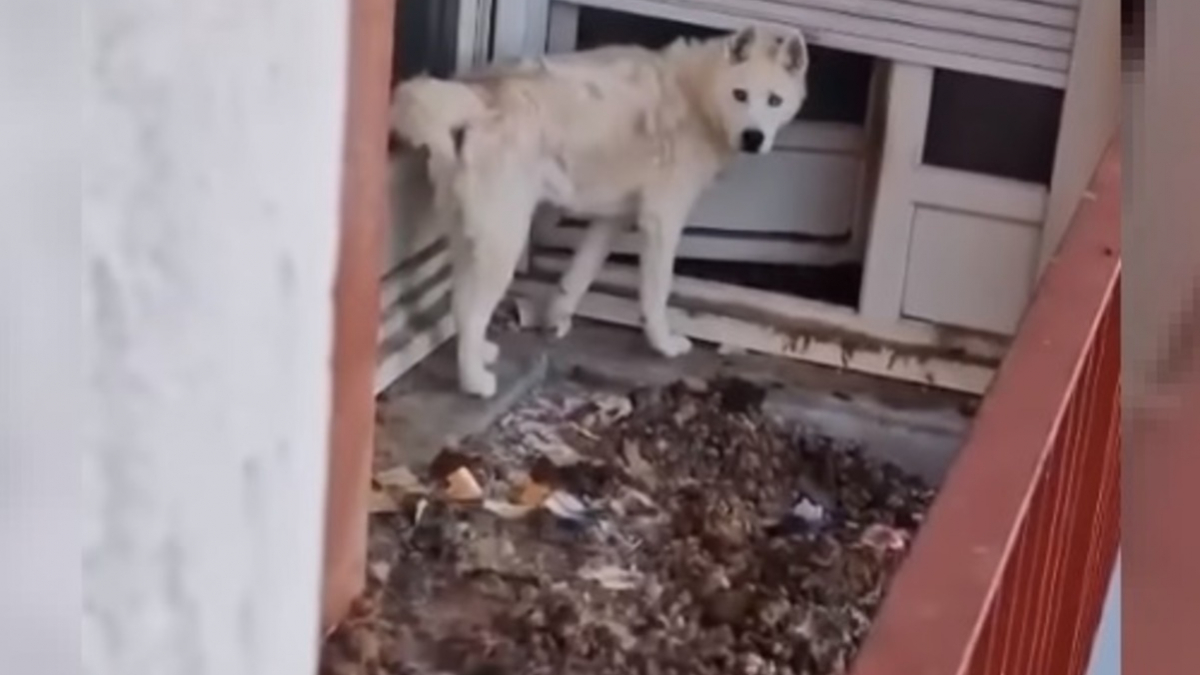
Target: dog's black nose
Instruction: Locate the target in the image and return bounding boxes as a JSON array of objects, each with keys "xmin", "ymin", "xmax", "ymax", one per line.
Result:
[{"xmin": 739, "ymin": 129, "xmax": 765, "ymax": 153}]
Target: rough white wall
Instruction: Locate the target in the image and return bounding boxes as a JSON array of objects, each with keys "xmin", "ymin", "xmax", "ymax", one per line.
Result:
[
  {"xmin": 83, "ymin": 3, "xmax": 348, "ymax": 675},
  {"xmin": 0, "ymin": 2, "xmax": 80, "ymax": 672}
]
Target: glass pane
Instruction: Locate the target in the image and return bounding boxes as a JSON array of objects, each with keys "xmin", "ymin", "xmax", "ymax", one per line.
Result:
[
  {"xmin": 923, "ymin": 70, "xmax": 1063, "ymax": 185},
  {"xmin": 392, "ymin": 0, "xmax": 463, "ymax": 86}
]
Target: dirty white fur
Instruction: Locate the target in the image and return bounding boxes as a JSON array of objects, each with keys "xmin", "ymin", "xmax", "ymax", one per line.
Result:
[{"xmin": 392, "ymin": 26, "xmax": 809, "ymax": 398}]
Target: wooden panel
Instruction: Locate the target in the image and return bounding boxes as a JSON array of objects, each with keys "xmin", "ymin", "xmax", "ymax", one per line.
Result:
[
  {"xmin": 902, "ymin": 207, "xmax": 1041, "ymax": 335},
  {"xmin": 566, "ymin": 0, "xmax": 1076, "ymax": 86}
]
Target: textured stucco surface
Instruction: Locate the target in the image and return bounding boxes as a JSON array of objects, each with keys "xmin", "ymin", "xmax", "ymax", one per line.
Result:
[{"xmin": 83, "ymin": 3, "xmax": 348, "ymax": 675}]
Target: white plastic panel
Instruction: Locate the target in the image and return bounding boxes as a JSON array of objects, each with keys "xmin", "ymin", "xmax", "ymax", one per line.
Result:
[
  {"xmin": 690, "ymin": 141, "xmax": 863, "ymax": 240},
  {"xmin": 902, "ymin": 206, "xmax": 1040, "ymax": 335}
]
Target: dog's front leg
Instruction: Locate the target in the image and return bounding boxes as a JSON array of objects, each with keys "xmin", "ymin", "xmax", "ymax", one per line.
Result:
[{"xmin": 637, "ymin": 206, "xmax": 691, "ymax": 358}]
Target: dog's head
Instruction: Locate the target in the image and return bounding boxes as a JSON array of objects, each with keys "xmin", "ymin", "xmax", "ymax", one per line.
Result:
[{"xmin": 707, "ymin": 26, "xmax": 809, "ymax": 154}]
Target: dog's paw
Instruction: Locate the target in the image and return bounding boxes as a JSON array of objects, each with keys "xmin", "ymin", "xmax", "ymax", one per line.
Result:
[
  {"xmin": 544, "ymin": 300, "xmax": 574, "ymax": 339},
  {"xmin": 651, "ymin": 333, "xmax": 693, "ymax": 358},
  {"xmin": 482, "ymin": 340, "xmax": 500, "ymax": 366},
  {"xmin": 460, "ymin": 370, "xmax": 498, "ymax": 399},
  {"xmin": 550, "ymin": 315, "xmax": 573, "ymax": 340}
]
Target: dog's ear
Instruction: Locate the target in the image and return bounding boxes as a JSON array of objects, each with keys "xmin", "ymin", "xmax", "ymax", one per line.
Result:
[
  {"xmin": 727, "ymin": 26, "xmax": 757, "ymax": 64},
  {"xmin": 777, "ymin": 31, "xmax": 809, "ymax": 76}
]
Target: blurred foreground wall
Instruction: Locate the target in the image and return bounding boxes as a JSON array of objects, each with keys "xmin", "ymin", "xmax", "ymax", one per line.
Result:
[{"xmin": 83, "ymin": 3, "xmax": 349, "ymax": 674}]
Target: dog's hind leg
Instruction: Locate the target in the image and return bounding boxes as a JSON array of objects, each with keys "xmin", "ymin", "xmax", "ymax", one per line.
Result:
[
  {"xmin": 451, "ymin": 189, "xmax": 536, "ymax": 398},
  {"xmin": 545, "ymin": 217, "xmax": 623, "ymax": 338},
  {"xmin": 637, "ymin": 203, "xmax": 692, "ymax": 358}
]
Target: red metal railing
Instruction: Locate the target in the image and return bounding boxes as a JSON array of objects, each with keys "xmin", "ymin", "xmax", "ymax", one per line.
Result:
[
  {"xmin": 852, "ymin": 142, "xmax": 1121, "ymax": 675},
  {"xmin": 966, "ymin": 279, "xmax": 1119, "ymax": 675},
  {"xmin": 322, "ymin": 0, "xmax": 397, "ymax": 632}
]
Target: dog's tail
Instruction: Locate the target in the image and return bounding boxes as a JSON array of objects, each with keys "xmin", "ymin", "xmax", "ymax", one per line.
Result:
[{"xmin": 390, "ymin": 76, "xmax": 490, "ymax": 168}]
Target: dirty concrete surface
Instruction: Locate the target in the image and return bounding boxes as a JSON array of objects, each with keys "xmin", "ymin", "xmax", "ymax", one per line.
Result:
[{"xmin": 376, "ymin": 315, "xmax": 974, "ymax": 485}]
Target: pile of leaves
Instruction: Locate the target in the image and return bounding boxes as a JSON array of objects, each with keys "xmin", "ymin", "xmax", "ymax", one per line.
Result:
[{"xmin": 321, "ymin": 378, "xmax": 934, "ymax": 675}]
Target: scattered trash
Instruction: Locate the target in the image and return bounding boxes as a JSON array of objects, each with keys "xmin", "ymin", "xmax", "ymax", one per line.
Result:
[
  {"xmin": 369, "ymin": 465, "xmax": 430, "ymax": 515},
  {"xmin": 793, "ymin": 496, "xmax": 828, "ymax": 524},
  {"xmin": 577, "ymin": 564, "xmax": 643, "ymax": 591},
  {"xmin": 514, "ymin": 477, "xmax": 553, "ymax": 508},
  {"xmin": 428, "ymin": 448, "xmax": 476, "ymax": 480},
  {"xmin": 443, "ymin": 466, "xmax": 485, "ymax": 502},
  {"xmin": 368, "ymin": 561, "xmax": 391, "ymax": 584},
  {"xmin": 671, "ymin": 400, "xmax": 699, "ymax": 426},
  {"xmin": 481, "ymin": 499, "xmax": 536, "ymax": 520},
  {"xmin": 858, "ymin": 523, "xmax": 909, "ymax": 553},
  {"xmin": 629, "ymin": 385, "xmax": 663, "ymax": 411},
  {"xmin": 530, "ymin": 454, "xmax": 621, "ymax": 499},
  {"xmin": 374, "ymin": 465, "xmax": 426, "ymax": 493},
  {"xmin": 327, "ymin": 377, "xmax": 935, "ymax": 675},
  {"xmin": 577, "ymin": 393, "xmax": 634, "ymax": 428},
  {"xmin": 367, "ymin": 488, "xmax": 399, "ymax": 515},
  {"xmin": 619, "ymin": 439, "xmax": 658, "ymax": 488},
  {"xmin": 680, "ymin": 376, "xmax": 710, "ymax": 394},
  {"xmin": 524, "ymin": 430, "xmax": 584, "ymax": 466},
  {"xmin": 764, "ymin": 481, "xmax": 840, "ymax": 538},
  {"xmin": 593, "ymin": 393, "xmax": 633, "ymax": 424},
  {"xmin": 412, "ymin": 497, "xmax": 429, "ymax": 525},
  {"xmin": 543, "ymin": 490, "xmax": 591, "ymax": 522}
]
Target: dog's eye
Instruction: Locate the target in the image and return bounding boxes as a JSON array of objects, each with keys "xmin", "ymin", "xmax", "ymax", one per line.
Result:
[
  {"xmin": 732, "ymin": 88, "xmax": 748, "ymax": 103},
  {"xmin": 768, "ymin": 93, "xmax": 783, "ymax": 107}
]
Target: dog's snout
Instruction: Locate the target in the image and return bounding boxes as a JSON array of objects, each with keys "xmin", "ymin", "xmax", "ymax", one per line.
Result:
[{"xmin": 739, "ymin": 129, "xmax": 765, "ymax": 153}]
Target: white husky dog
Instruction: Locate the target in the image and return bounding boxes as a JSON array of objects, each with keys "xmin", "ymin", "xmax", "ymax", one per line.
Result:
[{"xmin": 391, "ymin": 26, "xmax": 809, "ymax": 397}]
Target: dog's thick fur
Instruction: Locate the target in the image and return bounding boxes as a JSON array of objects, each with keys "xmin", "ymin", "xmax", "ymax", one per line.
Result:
[{"xmin": 392, "ymin": 26, "xmax": 809, "ymax": 397}]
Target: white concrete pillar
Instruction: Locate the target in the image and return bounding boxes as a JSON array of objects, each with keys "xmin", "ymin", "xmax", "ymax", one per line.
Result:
[{"xmin": 83, "ymin": 3, "xmax": 348, "ymax": 675}]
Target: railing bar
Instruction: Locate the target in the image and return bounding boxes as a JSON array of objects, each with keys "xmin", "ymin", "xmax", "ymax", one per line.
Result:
[
  {"xmin": 1033, "ymin": 400, "xmax": 1081, "ymax": 670},
  {"xmin": 1068, "ymin": 304, "xmax": 1118, "ymax": 674},
  {"xmin": 1024, "ymin": 418, "xmax": 1072, "ymax": 669},
  {"xmin": 973, "ymin": 602, "xmax": 1002, "ymax": 673},
  {"xmin": 1065, "ymin": 328, "xmax": 1119, "ymax": 674},
  {"xmin": 996, "ymin": 485, "xmax": 1041, "ymax": 674},
  {"xmin": 1068, "ymin": 378, "xmax": 1121, "ymax": 674},
  {"xmin": 1052, "ymin": 339, "xmax": 1104, "ymax": 674}
]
